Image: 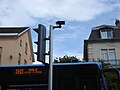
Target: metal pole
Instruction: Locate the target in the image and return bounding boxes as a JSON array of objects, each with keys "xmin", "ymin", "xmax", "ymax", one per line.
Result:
[{"xmin": 48, "ymin": 25, "xmax": 53, "ymax": 90}]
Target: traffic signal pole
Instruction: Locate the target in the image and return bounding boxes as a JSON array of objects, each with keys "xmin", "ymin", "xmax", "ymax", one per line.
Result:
[
  {"xmin": 48, "ymin": 21, "xmax": 65, "ymax": 90},
  {"xmin": 48, "ymin": 25, "xmax": 53, "ymax": 90}
]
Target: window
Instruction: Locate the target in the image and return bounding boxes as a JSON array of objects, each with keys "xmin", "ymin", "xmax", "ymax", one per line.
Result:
[
  {"xmin": 0, "ymin": 47, "xmax": 2, "ymax": 65},
  {"xmin": 0, "ymin": 47, "xmax": 2, "ymax": 55},
  {"xmin": 101, "ymin": 49, "xmax": 108, "ymax": 60},
  {"xmin": 100, "ymin": 29, "xmax": 113, "ymax": 39},
  {"xmin": 101, "ymin": 49, "xmax": 116, "ymax": 66},
  {"xmin": 29, "ymin": 55, "xmax": 32, "ymax": 60},
  {"xmin": 20, "ymin": 40, "xmax": 22, "ymax": 47},
  {"xmin": 18, "ymin": 53, "xmax": 21, "ymax": 65},
  {"xmin": 109, "ymin": 49, "xmax": 116, "ymax": 65},
  {"xmin": 24, "ymin": 59, "xmax": 27, "ymax": 64},
  {"xmin": 25, "ymin": 43, "xmax": 28, "ymax": 55},
  {"xmin": 58, "ymin": 78, "xmax": 75, "ymax": 90}
]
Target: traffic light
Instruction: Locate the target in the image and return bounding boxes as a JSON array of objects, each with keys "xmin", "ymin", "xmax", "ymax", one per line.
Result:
[{"xmin": 33, "ymin": 24, "xmax": 46, "ymax": 63}]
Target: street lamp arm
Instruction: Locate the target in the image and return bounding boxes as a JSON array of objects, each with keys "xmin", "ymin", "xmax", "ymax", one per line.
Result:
[
  {"xmin": 53, "ymin": 25, "xmax": 61, "ymax": 29},
  {"xmin": 53, "ymin": 21, "xmax": 65, "ymax": 29}
]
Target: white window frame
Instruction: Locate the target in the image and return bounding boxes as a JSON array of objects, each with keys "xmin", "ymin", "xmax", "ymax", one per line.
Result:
[
  {"xmin": 101, "ymin": 49, "xmax": 108, "ymax": 60},
  {"xmin": 100, "ymin": 29, "xmax": 113, "ymax": 39},
  {"xmin": 100, "ymin": 49, "xmax": 116, "ymax": 66}
]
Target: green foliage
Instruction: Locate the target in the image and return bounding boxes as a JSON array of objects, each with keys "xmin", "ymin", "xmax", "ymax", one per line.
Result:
[
  {"xmin": 54, "ymin": 55, "xmax": 79, "ymax": 63},
  {"xmin": 95, "ymin": 59, "xmax": 111, "ymax": 68},
  {"xmin": 95, "ymin": 59, "xmax": 120, "ymax": 89},
  {"xmin": 104, "ymin": 72, "xmax": 120, "ymax": 90}
]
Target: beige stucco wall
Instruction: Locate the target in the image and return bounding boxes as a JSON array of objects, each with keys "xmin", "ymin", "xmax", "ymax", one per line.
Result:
[
  {"xmin": 0, "ymin": 38, "xmax": 17, "ymax": 65},
  {"xmin": 88, "ymin": 42, "xmax": 120, "ymax": 66},
  {"xmin": 0, "ymin": 31, "xmax": 33, "ymax": 65}
]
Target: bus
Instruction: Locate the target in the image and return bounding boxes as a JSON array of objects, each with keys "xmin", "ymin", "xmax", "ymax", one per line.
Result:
[{"xmin": 0, "ymin": 62, "xmax": 119, "ymax": 90}]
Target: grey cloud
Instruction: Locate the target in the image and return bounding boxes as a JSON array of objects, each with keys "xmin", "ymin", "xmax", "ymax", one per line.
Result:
[{"xmin": 0, "ymin": 0, "xmax": 120, "ymax": 26}]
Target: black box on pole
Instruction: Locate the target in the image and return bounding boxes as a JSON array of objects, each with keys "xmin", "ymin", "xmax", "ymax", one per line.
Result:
[{"xmin": 33, "ymin": 24, "xmax": 46, "ymax": 63}]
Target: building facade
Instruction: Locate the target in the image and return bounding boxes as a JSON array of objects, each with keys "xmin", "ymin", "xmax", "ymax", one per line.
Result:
[
  {"xmin": 0, "ymin": 27, "xmax": 34, "ymax": 65},
  {"xmin": 84, "ymin": 20, "xmax": 120, "ymax": 67}
]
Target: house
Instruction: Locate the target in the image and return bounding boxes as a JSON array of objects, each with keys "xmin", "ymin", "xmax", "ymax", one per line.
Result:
[
  {"xmin": 84, "ymin": 20, "xmax": 120, "ymax": 67},
  {"xmin": 0, "ymin": 27, "xmax": 34, "ymax": 65}
]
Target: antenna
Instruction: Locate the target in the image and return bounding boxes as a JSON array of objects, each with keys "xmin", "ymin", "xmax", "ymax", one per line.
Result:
[
  {"xmin": 115, "ymin": 19, "xmax": 120, "ymax": 26},
  {"xmin": 109, "ymin": 18, "xmax": 120, "ymax": 26}
]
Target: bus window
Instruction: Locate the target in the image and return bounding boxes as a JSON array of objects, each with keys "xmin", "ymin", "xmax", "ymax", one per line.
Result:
[
  {"xmin": 55, "ymin": 77, "xmax": 102, "ymax": 90},
  {"xmin": 57, "ymin": 78, "xmax": 75, "ymax": 90},
  {"xmin": 79, "ymin": 78, "xmax": 98, "ymax": 90}
]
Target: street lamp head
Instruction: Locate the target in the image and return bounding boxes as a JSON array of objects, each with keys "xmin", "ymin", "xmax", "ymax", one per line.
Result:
[
  {"xmin": 56, "ymin": 21, "xmax": 65, "ymax": 26},
  {"xmin": 53, "ymin": 21, "xmax": 65, "ymax": 29}
]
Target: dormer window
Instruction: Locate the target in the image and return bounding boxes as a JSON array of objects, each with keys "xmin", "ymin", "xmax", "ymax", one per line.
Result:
[{"xmin": 100, "ymin": 29, "xmax": 113, "ymax": 39}]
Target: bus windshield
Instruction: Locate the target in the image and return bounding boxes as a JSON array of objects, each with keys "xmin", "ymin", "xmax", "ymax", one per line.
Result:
[{"xmin": 53, "ymin": 62, "xmax": 106, "ymax": 90}]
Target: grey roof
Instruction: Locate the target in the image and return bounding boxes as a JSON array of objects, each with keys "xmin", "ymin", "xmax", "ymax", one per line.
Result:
[
  {"xmin": 89, "ymin": 25, "xmax": 120, "ymax": 40},
  {"xmin": 0, "ymin": 27, "xmax": 29, "ymax": 37},
  {"xmin": 92, "ymin": 25, "xmax": 116, "ymax": 30}
]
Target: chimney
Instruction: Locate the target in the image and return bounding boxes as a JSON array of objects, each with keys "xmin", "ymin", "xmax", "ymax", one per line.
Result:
[{"xmin": 115, "ymin": 19, "xmax": 120, "ymax": 29}]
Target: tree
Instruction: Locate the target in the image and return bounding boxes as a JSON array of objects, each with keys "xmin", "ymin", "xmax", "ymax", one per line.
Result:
[
  {"xmin": 95, "ymin": 58, "xmax": 111, "ymax": 68},
  {"xmin": 95, "ymin": 59, "xmax": 120, "ymax": 90},
  {"xmin": 104, "ymin": 71, "xmax": 120, "ymax": 90},
  {"xmin": 54, "ymin": 55, "xmax": 79, "ymax": 63}
]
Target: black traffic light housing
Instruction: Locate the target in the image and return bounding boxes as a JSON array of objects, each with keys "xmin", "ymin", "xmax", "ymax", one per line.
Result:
[{"xmin": 33, "ymin": 24, "xmax": 46, "ymax": 63}]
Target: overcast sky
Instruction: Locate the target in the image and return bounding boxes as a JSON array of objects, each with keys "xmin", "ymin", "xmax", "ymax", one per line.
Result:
[{"xmin": 0, "ymin": 0, "xmax": 120, "ymax": 62}]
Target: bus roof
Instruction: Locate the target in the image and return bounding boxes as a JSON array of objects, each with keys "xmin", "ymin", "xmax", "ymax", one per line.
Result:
[
  {"xmin": 0, "ymin": 62, "xmax": 102, "ymax": 69},
  {"xmin": 54, "ymin": 62, "xmax": 102, "ymax": 69}
]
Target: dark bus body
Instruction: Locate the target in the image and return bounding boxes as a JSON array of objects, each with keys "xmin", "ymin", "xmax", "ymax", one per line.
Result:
[{"xmin": 0, "ymin": 62, "xmax": 109, "ymax": 90}]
